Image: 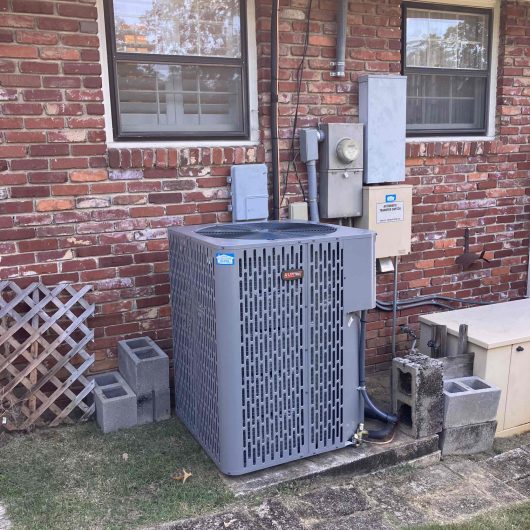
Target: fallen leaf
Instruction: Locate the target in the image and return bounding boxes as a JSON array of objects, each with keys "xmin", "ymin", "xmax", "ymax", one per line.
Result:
[
  {"xmin": 224, "ymin": 519, "xmax": 237, "ymax": 528},
  {"xmin": 172, "ymin": 468, "xmax": 192, "ymax": 484}
]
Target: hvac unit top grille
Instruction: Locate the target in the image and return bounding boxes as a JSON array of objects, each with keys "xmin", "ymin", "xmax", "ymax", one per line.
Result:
[{"xmin": 196, "ymin": 222, "xmax": 337, "ymax": 240}]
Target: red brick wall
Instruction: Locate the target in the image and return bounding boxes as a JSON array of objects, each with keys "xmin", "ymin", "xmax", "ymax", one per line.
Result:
[{"xmin": 0, "ymin": 0, "xmax": 529, "ymax": 373}]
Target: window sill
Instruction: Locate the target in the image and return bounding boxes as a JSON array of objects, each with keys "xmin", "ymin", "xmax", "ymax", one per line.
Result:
[
  {"xmin": 406, "ymin": 135, "xmax": 495, "ymax": 143},
  {"xmin": 106, "ymin": 139, "xmax": 261, "ymax": 149}
]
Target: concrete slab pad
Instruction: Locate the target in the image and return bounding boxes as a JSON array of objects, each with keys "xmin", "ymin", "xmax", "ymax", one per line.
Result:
[
  {"xmin": 251, "ymin": 500, "xmax": 305, "ymax": 530},
  {"xmin": 427, "ymin": 488, "xmax": 494, "ymax": 520},
  {"xmin": 222, "ymin": 432, "xmax": 439, "ymax": 496},
  {"xmin": 290, "ymin": 485, "xmax": 370, "ymax": 519},
  {"xmin": 160, "ymin": 510, "xmax": 258, "ymax": 530},
  {"xmin": 482, "ymin": 448, "xmax": 530, "ymax": 482},
  {"xmin": 311, "ymin": 509, "xmax": 394, "ymax": 530},
  {"xmin": 508, "ymin": 476, "xmax": 530, "ymax": 497},
  {"xmin": 443, "ymin": 458, "xmax": 524, "ymax": 504}
]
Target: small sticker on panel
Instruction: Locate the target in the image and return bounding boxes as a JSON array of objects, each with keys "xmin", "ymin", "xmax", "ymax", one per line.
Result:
[
  {"xmin": 385, "ymin": 194, "xmax": 397, "ymax": 203},
  {"xmin": 215, "ymin": 252, "xmax": 236, "ymax": 266},
  {"xmin": 281, "ymin": 269, "xmax": 304, "ymax": 281},
  {"xmin": 376, "ymin": 201, "xmax": 404, "ymax": 223}
]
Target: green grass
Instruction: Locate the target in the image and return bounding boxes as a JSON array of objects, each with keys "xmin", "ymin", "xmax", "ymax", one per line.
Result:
[
  {"xmin": 0, "ymin": 420, "xmax": 233, "ymax": 530},
  {"xmin": 411, "ymin": 501, "xmax": 530, "ymax": 530}
]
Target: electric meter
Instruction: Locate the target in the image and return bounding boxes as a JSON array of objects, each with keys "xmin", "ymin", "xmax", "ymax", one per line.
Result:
[{"xmin": 336, "ymin": 138, "xmax": 359, "ymax": 164}]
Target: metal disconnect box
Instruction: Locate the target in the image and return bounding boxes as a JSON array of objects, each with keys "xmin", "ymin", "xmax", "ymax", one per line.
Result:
[
  {"xmin": 168, "ymin": 221, "xmax": 375, "ymax": 475},
  {"xmin": 354, "ymin": 184, "xmax": 412, "ymax": 259},
  {"xmin": 359, "ymin": 75, "xmax": 407, "ymax": 184}
]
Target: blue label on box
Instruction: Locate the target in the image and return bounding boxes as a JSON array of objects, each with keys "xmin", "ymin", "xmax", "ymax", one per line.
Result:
[
  {"xmin": 215, "ymin": 252, "xmax": 236, "ymax": 266},
  {"xmin": 385, "ymin": 194, "xmax": 397, "ymax": 203}
]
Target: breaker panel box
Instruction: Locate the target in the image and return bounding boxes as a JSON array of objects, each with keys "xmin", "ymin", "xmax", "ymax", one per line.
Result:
[
  {"xmin": 229, "ymin": 164, "xmax": 268, "ymax": 221},
  {"xmin": 354, "ymin": 184, "xmax": 412, "ymax": 259},
  {"xmin": 359, "ymin": 75, "xmax": 406, "ymax": 185},
  {"xmin": 318, "ymin": 123, "xmax": 364, "ymax": 219}
]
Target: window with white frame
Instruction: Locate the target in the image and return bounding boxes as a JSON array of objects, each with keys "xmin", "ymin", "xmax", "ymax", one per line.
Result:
[
  {"xmin": 104, "ymin": 0, "xmax": 248, "ymax": 140},
  {"xmin": 403, "ymin": 3, "xmax": 492, "ymax": 136}
]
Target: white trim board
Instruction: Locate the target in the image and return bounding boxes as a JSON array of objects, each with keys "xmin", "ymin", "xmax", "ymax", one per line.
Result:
[
  {"xmin": 405, "ymin": 0, "xmax": 501, "ymax": 142},
  {"xmin": 95, "ymin": 0, "xmax": 260, "ymax": 149}
]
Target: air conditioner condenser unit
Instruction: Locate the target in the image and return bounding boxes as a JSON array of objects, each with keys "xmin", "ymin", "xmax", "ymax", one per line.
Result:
[{"xmin": 168, "ymin": 221, "xmax": 375, "ymax": 475}]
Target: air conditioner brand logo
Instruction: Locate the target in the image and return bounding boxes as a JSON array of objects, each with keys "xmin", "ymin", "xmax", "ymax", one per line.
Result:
[
  {"xmin": 281, "ymin": 269, "xmax": 304, "ymax": 281},
  {"xmin": 215, "ymin": 252, "xmax": 236, "ymax": 266}
]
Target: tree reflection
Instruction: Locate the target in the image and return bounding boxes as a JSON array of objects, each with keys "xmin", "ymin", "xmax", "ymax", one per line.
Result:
[
  {"xmin": 114, "ymin": 0, "xmax": 241, "ymax": 57},
  {"xmin": 407, "ymin": 13, "xmax": 487, "ymax": 70}
]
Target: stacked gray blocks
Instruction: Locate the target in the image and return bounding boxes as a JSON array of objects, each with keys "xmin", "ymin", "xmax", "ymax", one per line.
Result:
[
  {"xmin": 439, "ymin": 420, "xmax": 497, "ymax": 456},
  {"xmin": 93, "ymin": 372, "xmax": 137, "ymax": 433},
  {"xmin": 440, "ymin": 376, "xmax": 500, "ymax": 455},
  {"xmin": 118, "ymin": 336, "xmax": 170, "ymax": 425},
  {"xmin": 392, "ymin": 353, "xmax": 444, "ymax": 439}
]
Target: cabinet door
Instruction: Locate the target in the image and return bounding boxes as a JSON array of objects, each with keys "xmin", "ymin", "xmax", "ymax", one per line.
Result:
[{"xmin": 504, "ymin": 342, "xmax": 530, "ymax": 430}]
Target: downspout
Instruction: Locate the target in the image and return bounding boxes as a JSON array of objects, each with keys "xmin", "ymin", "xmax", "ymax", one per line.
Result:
[
  {"xmin": 332, "ymin": 0, "xmax": 348, "ymax": 77},
  {"xmin": 271, "ymin": 0, "xmax": 281, "ymax": 220}
]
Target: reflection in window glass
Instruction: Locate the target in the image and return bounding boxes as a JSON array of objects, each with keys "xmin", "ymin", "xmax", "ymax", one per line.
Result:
[
  {"xmin": 113, "ymin": 0, "xmax": 241, "ymax": 58},
  {"xmin": 406, "ymin": 8, "xmax": 488, "ymax": 70},
  {"xmin": 407, "ymin": 74, "xmax": 486, "ymax": 130},
  {"xmin": 116, "ymin": 63, "xmax": 243, "ymax": 133},
  {"xmin": 404, "ymin": 5, "xmax": 491, "ymax": 134}
]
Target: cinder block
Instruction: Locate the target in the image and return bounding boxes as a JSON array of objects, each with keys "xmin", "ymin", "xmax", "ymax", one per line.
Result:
[
  {"xmin": 392, "ymin": 353, "xmax": 444, "ymax": 439},
  {"xmin": 443, "ymin": 376, "xmax": 501, "ymax": 428},
  {"xmin": 440, "ymin": 420, "xmax": 497, "ymax": 456},
  {"xmin": 94, "ymin": 381, "xmax": 137, "ymax": 433},
  {"xmin": 87, "ymin": 371, "xmax": 126, "ymax": 406},
  {"xmin": 136, "ymin": 387, "xmax": 171, "ymax": 425},
  {"xmin": 118, "ymin": 336, "xmax": 169, "ymax": 394}
]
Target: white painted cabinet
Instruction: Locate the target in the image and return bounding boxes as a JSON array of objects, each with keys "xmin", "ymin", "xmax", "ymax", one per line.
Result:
[{"xmin": 419, "ymin": 299, "xmax": 530, "ymax": 437}]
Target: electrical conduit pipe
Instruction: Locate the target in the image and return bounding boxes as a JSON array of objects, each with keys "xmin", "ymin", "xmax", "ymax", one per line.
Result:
[{"xmin": 358, "ymin": 310, "xmax": 398, "ymax": 439}]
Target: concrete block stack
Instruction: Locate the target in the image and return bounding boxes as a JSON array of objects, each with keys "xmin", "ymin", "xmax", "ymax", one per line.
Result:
[
  {"xmin": 92, "ymin": 337, "xmax": 170, "ymax": 433},
  {"xmin": 440, "ymin": 376, "xmax": 500, "ymax": 456},
  {"xmin": 118, "ymin": 336, "xmax": 171, "ymax": 425},
  {"xmin": 392, "ymin": 353, "xmax": 444, "ymax": 439}
]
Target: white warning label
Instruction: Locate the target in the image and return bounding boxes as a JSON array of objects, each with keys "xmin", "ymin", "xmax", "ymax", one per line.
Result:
[{"xmin": 376, "ymin": 201, "xmax": 404, "ymax": 223}]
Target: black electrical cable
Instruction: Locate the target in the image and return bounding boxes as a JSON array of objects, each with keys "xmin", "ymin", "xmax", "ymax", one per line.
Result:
[
  {"xmin": 280, "ymin": 0, "xmax": 313, "ymax": 208},
  {"xmin": 376, "ymin": 295, "xmax": 492, "ymax": 307},
  {"xmin": 271, "ymin": 0, "xmax": 280, "ymax": 220}
]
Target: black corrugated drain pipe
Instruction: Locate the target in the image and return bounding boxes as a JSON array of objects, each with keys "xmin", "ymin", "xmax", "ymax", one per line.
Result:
[{"xmin": 358, "ymin": 310, "xmax": 398, "ymax": 440}]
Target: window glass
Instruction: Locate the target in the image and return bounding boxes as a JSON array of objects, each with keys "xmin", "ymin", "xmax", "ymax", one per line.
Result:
[
  {"xmin": 106, "ymin": 0, "xmax": 247, "ymax": 139},
  {"xmin": 406, "ymin": 8, "xmax": 489, "ymax": 70},
  {"xmin": 407, "ymin": 74, "xmax": 486, "ymax": 130},
  {"xmin": 113, "ymin": 0, "xmax": 241, "ymax": 58},
  {"xmin": 116, "ymin": 63, "xmax": 244, "ymax": 133},
  {"xmin": 404, "ymin": 5, "xmax": 491, "ymax": 135}
]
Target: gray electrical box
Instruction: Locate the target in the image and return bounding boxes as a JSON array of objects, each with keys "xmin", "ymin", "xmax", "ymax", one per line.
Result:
[
  {"xmin": 359, "ymin": 75, "xmax": 407, "ymax": 184},
  {"xmin": 229, "ymin": 164, "xmax": 268, "ymax": 221},
  {"xmin": 168, "ymin": 221, "xmax": 375, "ymax": 475},
  {"xmin": 318, "ymin": 123, "xmax": 364, "ymax": 219}
]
